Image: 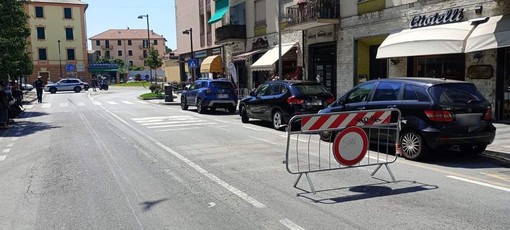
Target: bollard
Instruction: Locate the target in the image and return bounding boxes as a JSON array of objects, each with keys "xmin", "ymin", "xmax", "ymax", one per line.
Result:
[{"xmin": 164, "ymin": 85, "xmax": 174, "ymax": 102}]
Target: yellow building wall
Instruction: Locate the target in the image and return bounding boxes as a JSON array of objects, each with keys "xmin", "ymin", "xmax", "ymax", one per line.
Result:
[
  {"xmin": 358, "ymin": 0, "xmax": 385, "ymax": 15},
  {"xmin": 164, "ymin": 60, "xmax": 181, "ymax": 83},
  {"xmin": 357, "ymin": 41, "xmax": 370, "ymax": 80}
]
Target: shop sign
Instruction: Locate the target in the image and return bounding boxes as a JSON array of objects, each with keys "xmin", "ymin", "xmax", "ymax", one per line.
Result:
[
  {"xmin": 231, "ymin": 42, "xmax": 246, "ymax": 54},
  {"xmin": 409, "ymin": 8, "xmax": 464, "ymax": 29},
  {"xmin": 212, "ymin": 47, "xmax": 222, "ymax": 55},
  {"xmin": 307, "ymin": 25, "xmax": 335, "ymax": 44},
  {"xmin": 252, "ymin": 37, "xmax": 269, "ymax": 50},
  {"xmin": 194, "ymin": 50, "xmax": 207, "ymax": 58}
]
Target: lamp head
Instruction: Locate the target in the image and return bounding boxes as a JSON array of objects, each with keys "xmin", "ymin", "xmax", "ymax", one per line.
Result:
[
  {"xmin": 182, "ymin": 30, "xmax": 190, "ymax": 35},
  {"xmin": 137, "ymin": 15, "xmax": 146, "ymax": 19}
]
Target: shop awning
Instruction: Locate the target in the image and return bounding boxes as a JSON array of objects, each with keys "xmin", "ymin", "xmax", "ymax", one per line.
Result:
[
  {"xmin": 208, "ymin": 0, "xmax": 229, "ymax": 24},
  {"xmin": 251, "ymin": 43, "xmax": 297, "ymax": 71},
  {"xmin": 376, "ymin": 21, "xmax": 476, "ymax": 59},
  {"xmin": 200, "ymin": 55, "xmax": 223, "ymax": 73},
  {"xmin": 232, "ymin": 49, "xmax": 265, "ymax": 62},
  {"xmin": 465, "ymin": 14, "xmax": 510, "ymax": 52}
]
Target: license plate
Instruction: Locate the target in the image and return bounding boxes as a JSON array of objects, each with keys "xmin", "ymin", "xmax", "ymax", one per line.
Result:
[
  {"xmin": 218, "ymin": 94, "xmax": 229, "ymax": 99},
  {"xmin": 306, "ymin": 100, "xmax": 322, "ymax": 106}
]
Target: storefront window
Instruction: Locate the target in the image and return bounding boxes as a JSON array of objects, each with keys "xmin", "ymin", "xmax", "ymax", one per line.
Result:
[{"xmin": 415, "ymin": 54, "xmax": 465, "ymax": 81}]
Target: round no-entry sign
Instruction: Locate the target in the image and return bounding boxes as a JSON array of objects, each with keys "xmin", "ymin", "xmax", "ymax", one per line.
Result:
[{"xmin": 333, "ymin": 126, "xmax": 368, "ymax": 166}]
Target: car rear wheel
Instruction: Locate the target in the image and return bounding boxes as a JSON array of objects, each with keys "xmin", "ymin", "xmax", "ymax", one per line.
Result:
[
  {"xmin": 74, "ymin": 87, "xmax": 81, "ymax": 93},
  {"xmin": 399, "ymin": 129, "xmax": 429, "ymax": 160},
  {"xmin": 240, "ymin": 106, "xmax": 249, "ymax": 123},
  {"xmin": 181, "ymin": 97, "xmax": 188, "ymax": 110},
  {"xmin": 459, "ymin": 144, "xmax": 487, "ymax": 155},
  {"xmin": 196, "ymin": 99, "xmax": 205, "ymax": 114},
  {"xmin": 49, "ymin": 88, "xmax": 57, "ymax": 94},
  {"xmin": 272, "ymin": 110, "xmax": 285, "ymax": 130}
]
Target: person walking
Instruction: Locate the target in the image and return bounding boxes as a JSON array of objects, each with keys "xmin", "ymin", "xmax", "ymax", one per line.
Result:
[
  {"xmin": 34, "ymin": 76, "xmax": 44, "ymax": 103},
  {"xmin": 91, "ymin": 75, "xmax": 98, "ymax": 92}
]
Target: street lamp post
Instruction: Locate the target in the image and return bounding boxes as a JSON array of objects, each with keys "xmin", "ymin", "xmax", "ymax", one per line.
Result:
[
  {"xmin": 58, "ymin": 40, "xmax": 63, "ymax": 78},
  {"xmin": 138, "ymin": 14, "xmax": 153, "ymax": 84},
  {"xmin": 278, "ymin": 0, "xmax": 283, "ymax": 79},
  {"xmin": 182, "ymin": 28, "xmax": 194, "ymax": 82}
]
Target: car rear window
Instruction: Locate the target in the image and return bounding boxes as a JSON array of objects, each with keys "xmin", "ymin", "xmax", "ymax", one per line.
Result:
[
  {"xmin": 210, "ymin": 82, "xmax": 234, "ymax": 89},
  {"xmin": 292, "ymin": 84, "xmax": 330, "ymax": 96},
  {"xmin": 429, "ymin": 83, "xmax": 487, "ymax": 106}
]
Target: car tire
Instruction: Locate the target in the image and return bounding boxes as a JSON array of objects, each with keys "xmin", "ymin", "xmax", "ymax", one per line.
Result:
[
  {"xmin": 196, "ymin": 99, "xmax": 205, "ymax": 114},
  {"xmin": 181, "ymin": 97, "xmax": 188, "ymax": 110},
  {"xmin": 459, "ymin": 144, "xmax": 487, "ymax": 155},
  {"xmin": 399, "ymin": 129, "xmax": 429, "ymax": 160},
  {"xmin": 74, "ymin": 87, "xmax": 81, "ymax": 93},
  {"xmin": 240, "ymin": 106, "xmax": 249, "ymax": 123},
  {"xmin": 228, "ymin": 106, "xmax": 236, "ymax": 114},
  {"xmin": 49, "ymin": 88, "xmax": 57, "ymax": 94},
  {"xmin": 272, "ymin": 110, "xmax": 285, "ymax": 130}
]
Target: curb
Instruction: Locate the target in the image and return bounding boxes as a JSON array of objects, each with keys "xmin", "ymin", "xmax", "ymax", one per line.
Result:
[{"xmin": 481, "ymin": 149, "xmax": 510, "ymax": 166}]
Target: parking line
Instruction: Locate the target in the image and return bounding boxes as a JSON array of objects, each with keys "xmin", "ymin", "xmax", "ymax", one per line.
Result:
[
  {"xmin": 447, "ymin": 175, "xmax": 510, "ymax": 192},
  {"xmin": 0, "ymin": 155, "xmax": 6, "ymax": 162}
]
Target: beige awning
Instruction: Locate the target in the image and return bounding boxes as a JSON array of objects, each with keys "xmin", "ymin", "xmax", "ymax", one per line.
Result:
[
  {"xmin": 465, "ymin": 14, "xmax": 510, "ymax": 52},
  {"xmin": 376, "ymin": 21, "xmax": 476, "ymax": 59},
  {"xmin": 200, "ymin": 55, "xmax": 223, "ymax": 73},
  {"xmin": 251, "ymin": 43, "xmax": 297, "ymax": 71}
]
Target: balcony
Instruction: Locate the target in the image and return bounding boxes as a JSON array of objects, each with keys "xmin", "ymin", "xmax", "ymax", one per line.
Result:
[
  {"xmin": 100, "ymin": 45, "xmax": 113, "ymax": 50},
  {"xmin": 215, "ymin": 24, "xmax": 246, "ymax": 45},
  {"xmin": 284, "ymin": 0, "xmax": 340, "ymax": 31}
]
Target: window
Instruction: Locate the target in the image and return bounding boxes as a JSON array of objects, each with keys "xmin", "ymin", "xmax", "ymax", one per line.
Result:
[
  {"xmin": 128, "ymin": 40, "xmax": 132, "ymax": 46},
  {"xmin": 36, "ymin": 27, "xmax": 45, "ymax": 40},
  {"xmin": 64, "ymin": 8, "xmax": 72, "ymax": 19},
  {"xmin": 128, "ymin": 50, "xmax": 133, "ymax": 56},
  {"xmin": 67, "ymin": 49, "xmax": 75, "ymax": 60},
  {"xmin": 345, "ymin": 82, "xmax": 376, "ymax": 104},
  {"xmin": 105, "ymin": 51, "xmax": 110, "ymax": 58},
  {"xmin": 117, "ymin": 40, "xmax": 122, "ymax": 46},
  {"xmin": 404, "ymin": 85, "xmax": 429, "ymax": 101},
  {"xmin": 129, "ymin": 61, "xmax": 133, "ymax": 66},
  {"xmin": 153, "ymin": 40, "xmax": 158, "ymax": 45},
  {"xmin": 372, "ymin": 82, "xmax": 401, "ymax": 101},
  {"xmin": 65, "ymin": 28, "xmax": 74, "ymax": 40},
  {"xmin": 118, "ymin": 50, "xmax": 122, "ymax": 56},
  {"xmin": 95, "ymin": 40, "xmax": 100, "ymax": 46},
  {"xmin": 38, "ymin": 48, "xmax": 47, "ymax": 60},
  {"xmin": 415, "ymin": 54, "xmax": 465, "ymax": 81},
  {"xmin": 143, "ymin": 40, "xmax": 149, "ymax": 48},
  {"xmin": 35, "ymin": 6, "xmax": 44, "ymax": 18},
  {"xmin": 105, "ymin": 40, "xmax": 110, "ymax": 48},
  {"xmin": 143, "ymin": 50, "xmax": 147, "ymax": 58},
  {"xmin": 97, "ymin": 51, "xmax": 101, "ymax": 57}
]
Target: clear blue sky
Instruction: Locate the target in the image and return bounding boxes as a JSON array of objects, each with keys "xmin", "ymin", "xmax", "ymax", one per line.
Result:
[{"xmin": 84, "ymin": 0, "xmax": 177, "ymax": 50}]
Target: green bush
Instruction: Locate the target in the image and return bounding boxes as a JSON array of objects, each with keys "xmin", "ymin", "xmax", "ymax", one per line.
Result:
[{"xmin": 149, "ymin": 83, "xmax": 162, "ymax": 94}]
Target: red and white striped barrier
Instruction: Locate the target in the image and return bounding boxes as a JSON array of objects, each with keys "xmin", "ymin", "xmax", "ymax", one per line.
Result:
[{"xmin": 300, "ymin": 110, "xmax": 392, "ymax": 132}]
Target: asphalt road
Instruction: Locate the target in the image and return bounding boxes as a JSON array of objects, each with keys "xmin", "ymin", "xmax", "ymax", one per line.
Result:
[{"xmin": 1, "ymin": 87, "xmax": 509, "ymax": 229}]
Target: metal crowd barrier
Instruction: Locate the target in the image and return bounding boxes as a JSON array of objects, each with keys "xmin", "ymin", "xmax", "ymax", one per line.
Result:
[{"xmin": 285, "ymin": 108, "xmax": 402, "ymax": 194}]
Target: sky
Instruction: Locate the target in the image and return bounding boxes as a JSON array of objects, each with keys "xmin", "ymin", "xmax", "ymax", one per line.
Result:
[{"xmin": 84, "ymin": 0, "xmax": 177, "ymax": 50}]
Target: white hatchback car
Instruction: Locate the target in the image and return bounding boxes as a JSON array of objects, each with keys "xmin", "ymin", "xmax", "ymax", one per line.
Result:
[{"xmin": 44, "ymin": 78, "xmax": 89, "ymax": 94}]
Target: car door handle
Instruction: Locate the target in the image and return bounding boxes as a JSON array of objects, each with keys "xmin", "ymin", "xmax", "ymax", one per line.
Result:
[
  {"xmin": 357, "ymin": 107, "xmax": 365, "ymax": 110},
  {"xmin": 387, "ymin": 105, "xmax": 397, "ymax": 108}
]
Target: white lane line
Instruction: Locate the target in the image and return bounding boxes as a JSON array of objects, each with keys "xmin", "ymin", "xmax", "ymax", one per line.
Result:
[
  {"xmin": 155, "ymin": 127, "xmax": 200, "ymax": 132},
  {"xmin": 100, "ymin": 106, "xmax": 266, "ymax": 209},
  {"xmin": 280, "ymin": 219, "xmax": 305, "ymax": 230},
  {"xmin": 122, "ymin": 101, "xmax": 134, "ymax": 105},
  {"xmin": 447, "ymin": 175, "xmax": 510, "ymax": 192},
  {"xmin": 0, "ymin": 155, "xmax": 6, "ymax": 162},
  {"xmin": 243, "ymin": 125, "xmax": 263, "ymax": 131},
  {"xmin": 92, "ymin": 101, "xmax": 102, "ymax": 105},
  {"xmin": 7, "ymin": 143, "xmax": 14, "ymax": 147},
  {"xmin": 148, "ymin": 123, "xmax": 217, "ymax": 129},
  {"xmin": 59, "ymin": 102, "xmax": 68, "ymax": 107},
  {"xmin": 107, "ymin": 101, "xmax": 118, "ymax": 105},
  {"xmin": 132, "ymin": 116, "xmax": 191, "ymax": 120},
  {"xmin": 76, "ymin": 102, "xmax": 86, "ymax": 106},
  {"xmin": 24, "ymin": 105, "xmax": 34, "ymax": 109},
  {"xmin": 3, "ymin": 149, "xmax": 11, "ymax": 153},
  {"xmin": 137, "ymin": 101, "xmax": 149, "ymax": 104},
  {"xmin": 41, "ymin": 103, "xmax": 51, "ymax": 108},
  {"xmin": 251, "ymin": 136, "xmax": 281, "ymax": 145}
]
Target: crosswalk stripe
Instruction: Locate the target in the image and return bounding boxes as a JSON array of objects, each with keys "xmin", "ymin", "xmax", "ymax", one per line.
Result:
[
  {"xmin": 140, "ymin": 120, "xmax": 206, "ymax": 126},
  {"xmin": 92, "ymin": 101, "xmax": 102, "ymax": 105},
  {"xmin": 122, "ymin": 101, "xmax": 134, "ymax": 104},
  {"xmin": 76, "ymin": 102, "xmax": 86, "ymax": 106},
  {"xmin": 132, "ymin": 116, "xmax": 191, "ymax": 121},
  {"xmin": 41, "ymin": 103, "xmax": 51, "ymax": 108},
  {"xmin": 24, "ymin": 105, "xmax": 34, "ymax": 109},
  {"xmin": 136, "ymin": 117, "xmax": 192, "ymax": 123},
  {"xmin": 137, "ymin": 101, "xmax": 149, "ymax": 104},
  {"xmin": 107, "ymin": 101, "xmax": 118, "ymax": 105},
  {"xmin": 147, "ymin": 122, "xmax": 217, "ymax": 129},
  {"xmin": 0, "ymin": 155, "xmax": 6, "ymax": 162}
]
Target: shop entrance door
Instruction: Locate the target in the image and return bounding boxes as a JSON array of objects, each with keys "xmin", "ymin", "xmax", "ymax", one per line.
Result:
[
  {"xmin": 503, "ymin": 48, "xmax": 510, "ymax": 120},
  {"xmin": 310, "ymin": 43, "xmax": 336, "ymax": 96}
]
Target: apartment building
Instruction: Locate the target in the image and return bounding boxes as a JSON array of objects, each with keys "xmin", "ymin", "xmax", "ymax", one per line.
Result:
[
  {"xmin": 89, "ymin": 29, "xmax": 166, "ymax": 70},
  {"xmin": 25, "ymin": 0, "xmax": 89, "ymax": 84}
]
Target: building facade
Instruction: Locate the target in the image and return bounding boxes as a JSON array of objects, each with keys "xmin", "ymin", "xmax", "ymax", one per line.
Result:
[
  {"xmin": 25, "ymin": 0, "xmax": 89, "ymax": 84},
  {"xmin": 89, "ymin": 29, "xmax": 166, "ymax": 69}
]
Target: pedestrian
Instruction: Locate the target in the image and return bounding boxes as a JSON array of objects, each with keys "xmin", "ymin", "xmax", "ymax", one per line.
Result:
[
  {"xmin": 34, "ymin": 76, "xmax": 44, "ymax": 103},
  {"xmin": 91, "ymin": 75, "xmax": 98, "ymax": 92},
  {"xmin": 0, "ymin": 82, "xmax": 9, "ymax": 128}
]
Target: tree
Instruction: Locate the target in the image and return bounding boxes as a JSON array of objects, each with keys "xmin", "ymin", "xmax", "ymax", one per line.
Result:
[
  {"xmin": 165, "ymin": 46, "xmax": 173, "ymax": 54},
  {"xmin": 0, "ymin": 0, "xmax": 32, "ymax": 81},
  {"xmin": 144, "ymin": 46, "xmax": 163, "ymax": 82}
]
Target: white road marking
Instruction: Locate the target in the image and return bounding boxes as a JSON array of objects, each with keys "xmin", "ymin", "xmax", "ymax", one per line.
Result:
[
  {"xmin": 141, "ymin": 120, "xmax": 206, "ymax": 126},
  {"xmin": 7, "ymin": 143, "xmax": 13, "ymax": 147},
  {"xmin": 107, "ymin": 101, "xmax": 118, "ymax": 105},
  {"xmin": 137, "ymin": 101, "xmax": 149, "ymax": 104},
  {"xmin": 136, "ymin": 117, "xmax": 192, "ymax": 123},
  {"xmin": 447, "ymin": 175, "xmax": 510, "ymax": 192},
  {"xmin": 3, "ymin": 149, "xmax": 11, "ymax": 153},
  {"xmin": 251, "ymin": 136, "xmax": 281, "ymax": 145},
  {"xmin": 101, "ymin": 106, "xmax": 266, "ymax": 209},
  {"xmin": 155, "ymin": 127, "xmax": 200, "ymax": 132},
  {"xmin": 0, "ymin": 155, "xmax": 6, "ymax": 162},
  {"xmin": 122, "ymin": 101, "xmax": 134, "ymax": 104},
  {"xmin": 280, "ymin": 219, "xmax": 305, "ymax": 230},
  {"xmin": 147, "ymin": 122, "xmax": 217, "ymax": 129},
  {"xmin": 59, "ymin": 102, "xmax": 68, "ymax": 107},
  {"xmin": 41, "ymin": 103, "xmax": 51, "ymax": 108},
  {"xmin": 92, "ymin": 101, "xmax": 102, "ymax": 105},
  {"xmin": 24, "ymin": 105, "xmax": 34, "ymax": 109},
  {"xmin": 76, "ymin": 102, "xmax": 86, "ymax": 106},
  {"xmin": 243, "ymin": 125, "xmax": 263, "ymax": 131},
  {"xmin": 132, "ymin": 116, "xmax": 191, "ymax": 120}
]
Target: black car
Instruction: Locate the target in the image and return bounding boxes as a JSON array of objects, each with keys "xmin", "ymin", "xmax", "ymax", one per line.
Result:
[
  {"xmin": 319, "ymin": 77, "xmax": 496, "ymax": 160},
  {"xmin": 239, "ymin": 80, "xmax": 335, "ymax": 130}
]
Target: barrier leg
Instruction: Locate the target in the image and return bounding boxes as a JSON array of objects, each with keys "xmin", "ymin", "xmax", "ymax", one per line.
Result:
[
  {"xmin": 293, "ymin": 173, "xmax": 303, "ymax": 188},
  {"xmin": 293, "ymin": 173, "xmax": 316, "ymax": 194},
  {"xmin": 371, "ymin": 163, "xmax": 396, "ymax": 182}
]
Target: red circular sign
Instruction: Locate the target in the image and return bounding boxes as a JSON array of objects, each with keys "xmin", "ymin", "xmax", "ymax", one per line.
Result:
[{"xmin": 333, "ymin": 126, "xmax": 368, "ymax": 166}]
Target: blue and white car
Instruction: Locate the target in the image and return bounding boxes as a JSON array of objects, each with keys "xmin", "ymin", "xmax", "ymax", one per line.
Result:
[{"xmin": 44, "ymin": 78, "xmax": 89, "ymax": 94}]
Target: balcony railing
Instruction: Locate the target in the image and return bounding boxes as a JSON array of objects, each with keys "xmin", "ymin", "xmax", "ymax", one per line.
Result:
[
  {"xmin": 285, "ymin": 0, "xmax": 339, "ymax": 25},
  {"xmin": 215, "ymin": 24, "xmax": 246, "ymax": 43}
]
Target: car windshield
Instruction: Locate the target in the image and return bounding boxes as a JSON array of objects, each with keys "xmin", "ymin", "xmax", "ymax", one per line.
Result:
[
  {"xmin": 211, "ymin": 82, "xmax": 234, "ymax": 89},
  {"xmin": 292, "ymin": 84, "xmax": 330, "ymax": 96},
  {"xmin": 429, "ymin": 83, "xmax": 487, "ymax": 106}
]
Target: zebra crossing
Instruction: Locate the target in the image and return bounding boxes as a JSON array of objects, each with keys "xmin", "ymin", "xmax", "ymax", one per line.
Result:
[
  {"xmin": 27, "ymin": 100, "xmax": 150, "ymax": 108},
  {"xmin": 131, "ymin": 115, "xmax": 217, "ymax": 131}
]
